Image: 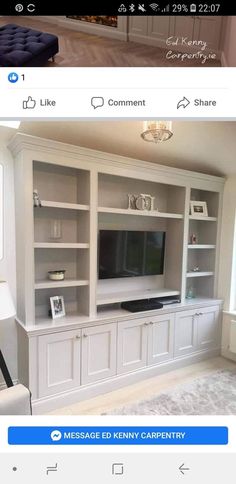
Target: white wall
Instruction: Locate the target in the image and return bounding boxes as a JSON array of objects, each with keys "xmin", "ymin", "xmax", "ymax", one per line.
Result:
[
  {"xmin": 222, "ymin": 17, "xmax": 236, "ymax": 67},
  {"xmin": 0, "ymin": 129, "xmax": 17, "ymax": 387},
  {"xmin": 218, "ymin": 176, "xmax": 236, "ymax": 361},
  {"xmin": 218, "ymin": 176, "xmax": 236, "ymax": 307}
]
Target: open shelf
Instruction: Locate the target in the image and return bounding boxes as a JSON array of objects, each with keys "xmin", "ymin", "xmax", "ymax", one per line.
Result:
[
  {"xmin": 98, "ymin": 207, "xmax": 183, "ymax": 219},
  {"xmin": 35, "ymin": 279, "xmax": 89, "ymax": 290},
  {"xmin": 38, "ymin": 201, "xmax": 90, "ymax": 211},
  {"xmin": 186, "ymin": 271, "xmax": 214, "ymax": 278},
  {"xmin": 189, "ymin": 215, "xmax": 217, "ymax": 222},
  {"xmin": 34, "ymin": 243, "xmax": 89, "ymax": 249},
  {"xmin": 97, "ymin": 288, "xmax": 180, "ymax": 306},
  {"xmin": 188, "ymin": 244, "xmax": 216, "ymax": 249}
]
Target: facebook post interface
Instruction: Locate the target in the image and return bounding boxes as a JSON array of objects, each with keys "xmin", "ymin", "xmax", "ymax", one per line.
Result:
[{"xmin": 0, "ymin": 2, "xmax": 236, "ymax": 483}]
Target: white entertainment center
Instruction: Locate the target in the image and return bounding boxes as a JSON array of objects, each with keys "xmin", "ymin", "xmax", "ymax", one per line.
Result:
[{"xmin": 10, "ymin": 133, "xmax": 224, "ymax": 413}]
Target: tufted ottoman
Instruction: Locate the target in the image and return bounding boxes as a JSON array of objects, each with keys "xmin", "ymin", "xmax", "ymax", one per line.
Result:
[{"xmin": 0, "ymin": 23, "xmax": 59, "ymax": 67}]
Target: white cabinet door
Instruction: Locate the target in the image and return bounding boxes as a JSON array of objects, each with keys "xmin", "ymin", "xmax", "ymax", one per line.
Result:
[
  {"xmin": 197, "ymin": 306, "xmax": 220, "ymax": 350},
  {"xmin": 193, "ymin": 16, "xmax": 223, "ymax": 51},
  {"xmin": 38, "ymin": 329, "xmax": 81, "ymax": 398},
  {"xmin": 117, "ymin": 318, "xmax": 148, "ymax": 374},
  {"xmin": 128, "ymin": 16, "xmax": 148, "ymax": 40},
  {"xmin": 81, "ymin": 323, "xmax": 117, "ymax": 385},
  {"xmin": 147, "ymin": 17, "xmax": 172, "ymax": 42},
  {"xmin": 174, "ymin": 309, "xmax": 198, "ymax": 357},
  {"xmin": 148, "ymin": 314, "xmax": 175, "ymax": 365},
  {"xmin": 171, "ymin": 16, "xmax": 195, "ymax": 39}
]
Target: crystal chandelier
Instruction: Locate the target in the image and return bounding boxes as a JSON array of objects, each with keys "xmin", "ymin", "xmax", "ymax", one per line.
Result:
[{"xmin": 141, "ymin": 121, "xmax": 173, "ymax": 143}]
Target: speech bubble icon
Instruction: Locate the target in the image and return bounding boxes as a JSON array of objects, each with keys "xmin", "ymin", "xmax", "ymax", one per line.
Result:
[{"xmin": 91, "ymin": 96, "xmax": 104, "ymax": 109}]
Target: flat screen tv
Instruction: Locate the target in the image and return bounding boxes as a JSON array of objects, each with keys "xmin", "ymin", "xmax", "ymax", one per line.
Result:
[{"xmin": 99, "ymin": 230, "xmax": 166, "ymax": 279}]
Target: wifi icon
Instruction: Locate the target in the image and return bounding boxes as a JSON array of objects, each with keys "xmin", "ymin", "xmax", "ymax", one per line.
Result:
[{"xmin": 149, "ymin": 3, "xmax": 159, "ymax": 11}]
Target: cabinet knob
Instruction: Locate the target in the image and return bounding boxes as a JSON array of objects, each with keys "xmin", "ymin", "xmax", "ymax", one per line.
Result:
[
  {"xmin": 83, "ymin": 333, "xmax": 88, "ymax": 338},
  {"xmin": 144, "ymin": 322, "xmax": 149, "ymax": 326},
  {"xmin": 149, "ymin": 322, "xmax": 154, "ymax": 325},
  {"xmin": 195, "ymin": 313, "xmax": 200, "ymax": 316},
  {"xmin": 75, "ymin": 335, "xmax": 80, "ymax": 339}
]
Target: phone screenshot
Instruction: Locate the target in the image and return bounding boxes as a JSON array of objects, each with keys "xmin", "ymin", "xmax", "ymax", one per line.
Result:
[{"xmin": 0, "ymin": 1, "xmax": 236, "ymax": 483}]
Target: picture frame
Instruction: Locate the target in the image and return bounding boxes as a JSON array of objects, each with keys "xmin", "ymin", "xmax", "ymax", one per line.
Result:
[
  {"xmin": 50, "ymin": 295, "xmax": 66, "ymax": 319},
  {"xmin": 190, "ymin": 201, "xmax": 208, "ymax": 217}
]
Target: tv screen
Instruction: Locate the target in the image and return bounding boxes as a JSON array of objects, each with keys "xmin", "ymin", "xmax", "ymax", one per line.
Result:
[{"xmin": 99, "ymin": 230, "xmax": 166, "ymax": 279}]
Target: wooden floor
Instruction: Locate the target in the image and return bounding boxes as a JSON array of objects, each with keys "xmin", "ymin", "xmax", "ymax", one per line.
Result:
[
  {"xmin": 49, "ymin": 356, "xmax": 236, "ymax": 415},
  {"xmin": 1, "ymin": 17, "xmax": 221, "ymax": 67}
]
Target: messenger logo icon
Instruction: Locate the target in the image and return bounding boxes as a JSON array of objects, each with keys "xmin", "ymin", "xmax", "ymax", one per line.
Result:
[{"xmin": 51, "ymin": 430, "xmax": 62, "ymax": 442}]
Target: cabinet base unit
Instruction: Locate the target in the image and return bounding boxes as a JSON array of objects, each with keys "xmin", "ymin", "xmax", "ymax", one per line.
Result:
[{"xmin": 17, "ymin": 301, "xmax": 222, "ymax": 414}]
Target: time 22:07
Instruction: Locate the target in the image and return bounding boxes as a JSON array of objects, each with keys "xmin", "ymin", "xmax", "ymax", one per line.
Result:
[{"xmin": 199, "ymin": 4, "xmax": 221, "ymax": 12}]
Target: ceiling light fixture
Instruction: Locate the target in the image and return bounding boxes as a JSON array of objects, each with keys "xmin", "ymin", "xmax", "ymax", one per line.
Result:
[{"xmin": 141, "ymin": 121, "xmax": 173, "ymax": 143}]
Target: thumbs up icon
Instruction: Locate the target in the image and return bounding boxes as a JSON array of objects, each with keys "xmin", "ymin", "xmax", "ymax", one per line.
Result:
[{"xmin": 23, "ymin": 96, "xmax": 36, "ymax": 109}]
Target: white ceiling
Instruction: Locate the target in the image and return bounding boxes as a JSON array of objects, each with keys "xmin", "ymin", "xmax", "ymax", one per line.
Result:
[{"xmin": 14, "ymin": 120, "xmax": 236, "ymax": 177}]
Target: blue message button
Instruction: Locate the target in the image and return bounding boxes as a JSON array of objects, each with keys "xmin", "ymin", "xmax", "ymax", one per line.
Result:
[{"xmin": 8, "ymin": 426, "xmax": 228, "ymax": 445}]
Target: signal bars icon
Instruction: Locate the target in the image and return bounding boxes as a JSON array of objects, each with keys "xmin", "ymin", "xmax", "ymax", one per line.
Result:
[{"xmin": 149, "ymin": 3, "xmax": 170, "ymax": 12}]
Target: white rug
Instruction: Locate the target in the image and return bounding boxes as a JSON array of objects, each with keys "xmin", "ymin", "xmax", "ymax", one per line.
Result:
[{"xmin": 104, "ymin": 369, "xmax": 236, "ymax": 415}]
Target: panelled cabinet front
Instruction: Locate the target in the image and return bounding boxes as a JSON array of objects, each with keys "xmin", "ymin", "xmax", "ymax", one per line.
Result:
[
  {"xmin": 38, "ymin": 329, "xmax": 81, "ymax": 398},
  {"xmin": 128, "ymin": 16, "xmax": 222, "ymax": 51},
  {"xmin": 148, "ymin": 314, "xmax": 175, "ymax": 365},
  {"xmin": 174, "ymin": 309, "xmax": 198, "ymax": 357},
  {"xmin": 196, "ymin": 305, "xmax": 220, "ymax": 350},
  {"xmin": 81, "ymin": 323, "xmax": 117, "ymax": 385},
  {"xmin": 117, "ymin": 318, "xmax": 148, "ymax": 374}
]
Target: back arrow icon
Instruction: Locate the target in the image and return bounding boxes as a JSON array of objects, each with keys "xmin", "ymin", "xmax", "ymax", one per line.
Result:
[
  {"xmin": 177, "ymin": 97, "xmax": 190, "ymax": 109},
  {"xmin": 179, "ymin": 463, "xmax": 190, "ymax": 475}
]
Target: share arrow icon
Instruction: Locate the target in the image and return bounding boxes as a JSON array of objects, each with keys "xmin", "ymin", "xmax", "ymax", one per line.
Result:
[
  {"xmin": 179, "ymin": 463, "xmax": 190, "ymax": 475},
  {"xmin": 177, "ymin": 97, "xmax": 191, "ymax": 109}
]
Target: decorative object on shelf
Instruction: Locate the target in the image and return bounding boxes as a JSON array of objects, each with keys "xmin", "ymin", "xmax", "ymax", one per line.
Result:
[
  {"xmin": 186, "ymin": 286, "xmax": 195, "ymax": 299},
  {"xmin": 127, "ymin": 193, "xmax": 155, "ymax": 211},
  {"xmin": 190, "ymin": 200, "xmax": 208, "ymax": 217},
  {"xmin": 191, "ymin": 266, "xmax": 200, "ymax": 272},
  {"xmin": 50, "ymin": 219, "xmax": 62, "ymax": 240},
  {"xmin": 50, "ymin": 295, "xmax": 66, "ymax": 319},
  {"xmin": 33, "ymin": 189, "xmax": 41, "ymax": 207},
  {"xmin": 48, "ymin": 270, "xmax": 66, "ymax": 281},
  {"xmin": 127, "ymin": 194, "xmax": 136, "ymax": 210},
  {"xmin": 190, "ymin": 233, "xmax": 197, "ymax": 245},
  {"xmin": 141, "ymin": 121, "xmax": 173, "ymax": 143}
]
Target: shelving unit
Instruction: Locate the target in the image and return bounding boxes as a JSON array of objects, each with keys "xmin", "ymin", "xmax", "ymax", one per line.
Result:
[
  {"xmin": 35, "ymin": 279, "xmax": 89, "ymax": 290},
  {"xmin": 97, "ymin": 288, "xmax": 180, "ymax": 306},
  {"xmin": 186, "ymin": 188, "xmax": 220, "ymax": 299},
  {"xmin": 34, "ymin": 243, "xmax": 89, "ymax": 249},
  {"xmin": 39, "ymin": 201, "xmax": 89, "ymax": 211},
  {"xmin": 188, "ymin": 245, "xmax": 216, "ymax": 249},
  {"xmin": 12, "ymin": 135, "xmax": 224, "ymax": 328},
  {"xmin": 186, "ymin": 271, "xmax": 214, "ymax": 278},
  {"xmin": 98, "ymin": 207, "xmax": 183, "ymax": 219}
]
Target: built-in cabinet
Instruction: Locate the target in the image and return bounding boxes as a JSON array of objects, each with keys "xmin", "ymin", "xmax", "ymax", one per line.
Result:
[
  {"xmin": 128, "ymin": 16, "xmax": 223, "ymax": 54},
  {"xmin": 35, "ymin": 304, "xmax": 221, "ymax": 406},
  {"xmin": 174, "ymin": 305, "xmax": 220, "ymax": 357},
  {"xmin": 9, "ymin": 133, "xmax": 224, "ymax": 413}
]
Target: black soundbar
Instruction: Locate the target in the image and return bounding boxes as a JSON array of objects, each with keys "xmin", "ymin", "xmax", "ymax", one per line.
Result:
[{"xmin": 121, "ymin": 299, "xmax": 163, "ymax": 313}]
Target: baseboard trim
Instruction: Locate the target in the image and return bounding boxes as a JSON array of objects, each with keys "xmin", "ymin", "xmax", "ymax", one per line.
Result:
[
  {"xmin": 32, "ymin": 348, "xmax": 220, "ymax": 414},
  {"xmin": 221, "ymin": 348, "xmax": 236, "ymax": 362}
]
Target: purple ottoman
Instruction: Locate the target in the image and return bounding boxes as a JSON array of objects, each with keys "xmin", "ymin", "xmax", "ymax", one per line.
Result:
[{"xmin": 0, "ymin": 23, "xmax": 59, "ymax": 67}]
